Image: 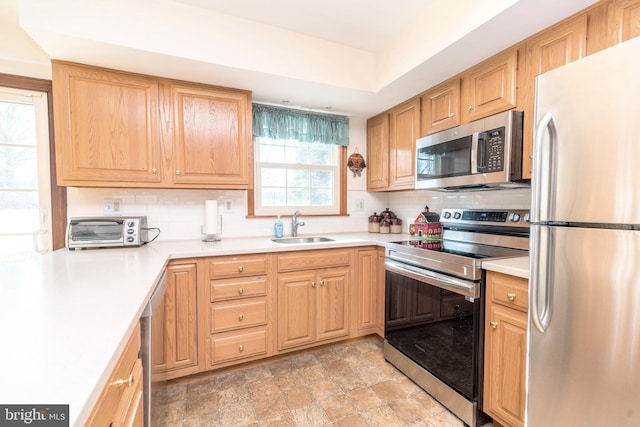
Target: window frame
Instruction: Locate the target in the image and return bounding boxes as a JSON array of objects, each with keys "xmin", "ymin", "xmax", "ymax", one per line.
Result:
[
  {"xmin": 0, "ymin": 73, "xmax": 67, "ymax": 250},
  {"xmin": 248, "ymin": 139, "xmax": 347, "ymax": 218}
]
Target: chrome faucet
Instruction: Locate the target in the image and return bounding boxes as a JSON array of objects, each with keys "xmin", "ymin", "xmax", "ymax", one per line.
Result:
[{"xmin": 291, "ymin": 210, "xmax": 305, "ymax": 237}]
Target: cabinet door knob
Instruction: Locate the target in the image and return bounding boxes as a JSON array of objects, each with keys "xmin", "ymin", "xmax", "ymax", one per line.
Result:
[
  {"xmin": 111, "ymin": 373, "xmax": 134, "ymax": 388},
  {"xmin": 238, "ymin": 288, "xmax": 244, "ymax": 295},
  {"xmin": 448, "ymin": 112, "xmax": 455, "ymax": 118},
  {"xmin": 175, "ymin": 170, "xmax": 182, "ymax": 175},
  {"xmin": 320, "ymin": 280, "xmax": 325, "ymax": 286},
  {"xmin": 239, "ymin": 345, "xmax": 244, "ymax": 352},
  {"xmin": 238, "ymin": 314, "xmax": 244, "ymax": 321},
  {"xmin": 467, "ymin": 105, "xmax": 474, "ymax": 111},
  {"xmin": 490, "ymin": 321, "xmax": 498, "ymax": 329},
  {"xmin": 311, "ymin": 281, "xmax": 316, "ymax": 288},
  {"xmin": 507, "ymin": 293, "xmax": 516, "ymax": 301},
  {"xmin": 238, "ymin": 266, "xmax": 244, "ymax": 272},
  {"xmin": 151, "ymin": 168, "xmax": 158, "ymax": 174}
]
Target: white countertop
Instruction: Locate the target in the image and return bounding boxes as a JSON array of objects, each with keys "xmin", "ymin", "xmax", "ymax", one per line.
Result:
[
  {"xmin": 482, "ymin": 256, "xmax": 530, "ymax": 279},
  {"xmin": 0, "ymin": 232, "xmax": 529, "ymax": 425}
]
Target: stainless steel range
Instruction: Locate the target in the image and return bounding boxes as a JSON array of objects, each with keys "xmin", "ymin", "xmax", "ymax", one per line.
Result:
[{"xmin": 384, "ymin": 208, "xmax": 529, "ymax": 427}]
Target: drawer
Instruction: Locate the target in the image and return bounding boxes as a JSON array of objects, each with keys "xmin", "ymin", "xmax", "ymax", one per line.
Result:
[
  {"xmin": 86, "ymin": 323, "xmax": 140, "ymax": 426},
  {"xmin": 277, "ymin": 249, "xmax": 350, "ymax": 272},
  {"xmin": 210, "ymin": 276, "xmax": 267, "ymax": 301},
  {"xmin": 209, "ymin": 255, "xmax": 268, "ymax": 279},
  {"xmin": 488, "ymin": 272, "xmax": 528, "ymax": 311},
  {"xmin": 211, "ymin": 300, "xmax": 267, "ymax": 333},
  {"xmin": 211, "ymin": 329, "xmax": 267, "ymax": 364}
]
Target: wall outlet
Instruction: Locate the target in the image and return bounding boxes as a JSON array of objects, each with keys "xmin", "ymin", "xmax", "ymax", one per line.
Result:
[
  {"xmin": 103, "ymin": 198, "xmax": 123, "ymax": 216},
  {"xmin": 222, "ymin": 198, "xmax": 233, "ymax": 213}
]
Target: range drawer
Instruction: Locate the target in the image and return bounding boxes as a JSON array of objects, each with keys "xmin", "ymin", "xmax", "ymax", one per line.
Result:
[
  {"xmin": 488, "ymin": 271, "xmax": 528, "ymax": 312},
  {"xmin": 210, "ymin": 299, "xmax": 267, "ymax": 333},
  {"xmin": 210, "ymin": 276, "xmax": 267, "ymax": 302},
  {"xmin": 209, "ymin": 255, "xmax": 268, "ymax": 279},
  {"xmin": 210, "ymin": 329, "xmax": 267, "ymax": 364},
  {"xmin": 277, "ymin": 249, "xmax": 350, "ymax": 272}
]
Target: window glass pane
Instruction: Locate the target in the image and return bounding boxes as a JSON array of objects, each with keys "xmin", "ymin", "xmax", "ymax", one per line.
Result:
[
  {"xmin": 310, "ymin": 188, "xmax": 332, "ymax": 206},
  {"xmin": 287, "ymin": 188, "xmax": 310, "ymax": 206},
  {"xmin": 0, "ymin": 191, "xmax": 38, "ymax": 234},
  {"xmin": 258, "ymin": 142, "xmax": 284, "ymax": 162},
  {"xmin": 0, "ymin": 101, "xmax": 36, "ymax": 146},
  {"xmin": 285, "ymin": 144, "xmax": 308, "ymax": 164},
  {"xmin": 311, "ymin": 170, "xmax": 332, "ymax": 188},
  {"xmin": 287, "ymin": 169, "xmax": 310, "ymax": 187},
  {"xmin": 309, "ymin": 144, "xmax": 333, "ymax": 166},
  {"xmin": 261, "ymin": 187, "xmax": 286, "ymax": 206},
  {"xmin": 261, "ymin": 168, "xmax": 286, "ymax": 186},
  {"xmin": 0, "ymin": 146, "xmax": 38, "ymax": 189}
]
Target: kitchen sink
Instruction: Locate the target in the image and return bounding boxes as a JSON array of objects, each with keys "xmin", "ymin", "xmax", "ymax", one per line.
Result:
[{"xmin": 272, "ymin": 237, "xmax": 335, "ymax": 244}]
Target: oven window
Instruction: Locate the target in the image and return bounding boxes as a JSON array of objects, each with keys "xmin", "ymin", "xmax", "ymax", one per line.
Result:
[
  {"xmin": 70, "ymin": 223, "xmax": 123, "ymax": 241},
  {"xmin": 385, "ymin": 270, "xmax": 479, "ymax": 400},
  {"xmin": 417, "ymin": 135, "xmax": 472, "ymax": 180}
]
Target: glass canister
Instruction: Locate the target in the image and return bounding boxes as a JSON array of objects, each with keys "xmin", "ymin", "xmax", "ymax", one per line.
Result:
[{"xmin": 368, "ymin": 212, "xmax": 380, "ymax": 233}]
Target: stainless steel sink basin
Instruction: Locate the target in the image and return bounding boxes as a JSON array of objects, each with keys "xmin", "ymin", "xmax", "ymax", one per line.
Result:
[{"xmin": 272, "ymin": 237, "xmax": 335, "ymax": 244}]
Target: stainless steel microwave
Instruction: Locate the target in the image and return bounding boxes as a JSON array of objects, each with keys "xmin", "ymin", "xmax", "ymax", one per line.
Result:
[
  {"xmin": 415, "ymin": 110, "xmax": 528, "ymax": 191},
  {"xmin": 66, "ymin": 216, "xmax": 148, "ymax": 250}
]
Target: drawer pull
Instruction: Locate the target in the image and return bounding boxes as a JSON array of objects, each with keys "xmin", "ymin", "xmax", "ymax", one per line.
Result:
[
  {"xmin": 507, "ymin": 293, "xmax": 516, "ymax": 301},
  {"xmin": 238, "ymin": 266, "xmax": 244, "ymax": 273},
  {"xmin": 238, "ymin": 314, "xmax": 244, "ymax": 321},
  {"xmin": 151, "ymin": 168, "xmax": 158, "ymax": 174},
  {"xmin": 311, "ymin": 281, "xmax": 316, "ymax": 288},
  {"xmin": 490, "ymin": 321, "xmax": 498, "ymax": 329},
  {"xmin": 239, "ymin": 345, "xmax": 244, "ymax": 352},
  {"xmin": 238, "ymin": 288, "xmax": 244, "ymax": 295},
  {"xmin": 176, "ymin": 170, "xmax": 182, "ymax": 175},
  {"xmin": 319, "ymin": 280, "xmax": 325, "ymax": 286},
  {"xmin": 111, "ymin": 373, "xmax": 134, "ymax": 388}
]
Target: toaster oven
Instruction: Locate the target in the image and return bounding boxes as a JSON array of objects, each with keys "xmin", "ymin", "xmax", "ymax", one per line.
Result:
[{"xmin": 66, "ymin": 216, "xmax": 148, "ymax": 250}]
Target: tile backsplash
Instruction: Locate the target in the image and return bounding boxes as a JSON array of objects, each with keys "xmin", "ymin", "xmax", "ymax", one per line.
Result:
[{"xmin": 66, "ymin": 186, "xmax": 531, "ymax": 242}]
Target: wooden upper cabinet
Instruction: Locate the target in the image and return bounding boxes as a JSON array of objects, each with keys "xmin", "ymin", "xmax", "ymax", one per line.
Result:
[
  {"xmin": 420, "ymin": 78, "xmax": 461, "ymax": 136},
  {"xmin": 521, "ymin": 16, "xmax": 588, "ymax": 178},
  {"xmin": 52, "ymin": 61, "xmax": 161, "ymax": 185},
  {"xmin": 388, "ymin": 97, "xmax": 420, "ymax": 190},
  {"xmin": 462, "ymin": 47, "xmax": 519, "ymax": 123},
  {"xmin": 608, "ymin": 0, "xmax": 640, "ymax": 45},
  {"xmin": 366, "ymin": 112, "xmax": 390, "ymax": 191},
  {"xmin": 52, "ymin": 61, "xmax": 252, "ymax": 188},
  {"xmin": 165, "ymin": 83, "xmax": 251, "ymax": 187}
]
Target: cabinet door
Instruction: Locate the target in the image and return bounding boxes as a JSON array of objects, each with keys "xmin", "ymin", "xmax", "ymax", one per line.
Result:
[
  {"xmin": 420, "ymin": 78, "xmax": 461, "ymax": 136},
  {"xmin": 462, "ymin": 48, "xmax": 519, "ymax": 123},
  {"xmin": 52, "ymin": 61, "xmax": 161, "ymax": 185},
  {"xmin": 316, "ymin": 267, "xmax": 350, "ymax": 341},
  {"xmin": 167, "ymin": 83, "xmax": 251, "ymax": 187},
  {"xmin": 366, "ymin": 113, "xmax": 390, "ymax": 191},
  {"xmin": 521, "ymin": 16, "xmax": 588, "ymax": 179},
  {"xmin": 389, "ymin": 98, "xmax": 420, "ymax": 190},
  {"xmin": 608, "ymin": 0, "xmax": 640, "ymax": 45},
  {"xmin": 484, "ymin": 303, "xmax": 528, "ymax": 427},
  {"xmin": 154, "ymin": 262, "xmax": 199, "ymax": 379},
  {"xmin": 277, "ymin": 271, "xmax": 316, "ymax": 350},
  {"xmin": 355, "ymin": 249, "xmax": 379, "ymax": 335}
]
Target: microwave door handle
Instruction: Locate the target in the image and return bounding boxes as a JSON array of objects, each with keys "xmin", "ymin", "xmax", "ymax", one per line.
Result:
[
  {"xmin": 470, "ymin": 132, "xmax": 479, "ymax": 173},
  {"xmin": 476, "ymin": 132, "xmax": 487, "ymax": 173}
]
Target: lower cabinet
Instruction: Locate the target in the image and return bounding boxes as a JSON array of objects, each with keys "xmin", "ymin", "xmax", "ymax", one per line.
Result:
[
  {"xmin": 153, "ymin": 260, "xmax": 199, "ymax": 380},
  {"xmin": 86, "ymin": 324, "xmax": 144, "ymax": 427},
  {"xmin": 354, "ymin": 247, "xmax": 383, "ymax": 336},
  {"xmin": 484, "ymin": 271, "xmax": 529, "ymax": 427},
  {"xmin": 276, "ymin": 249, "xmax": 351, "ymax": 351}
]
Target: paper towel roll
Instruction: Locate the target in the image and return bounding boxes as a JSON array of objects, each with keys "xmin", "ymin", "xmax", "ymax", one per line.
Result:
[{"xmin": 204, "ymin": 200, "xmax": 219, "ymax": 235}]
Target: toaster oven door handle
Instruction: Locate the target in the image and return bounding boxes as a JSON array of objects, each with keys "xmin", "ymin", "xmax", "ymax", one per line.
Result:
[{"xmin": 69, "ymin": 219, "xmax": 125, "ymax": 225}]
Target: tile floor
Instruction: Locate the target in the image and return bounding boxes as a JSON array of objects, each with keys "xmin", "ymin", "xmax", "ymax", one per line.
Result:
[{"xmin": 155, "ymin": 336, "xmax": 493, "ymax": 426}]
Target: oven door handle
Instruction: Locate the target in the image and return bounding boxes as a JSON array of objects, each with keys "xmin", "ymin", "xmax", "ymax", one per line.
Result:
[{"xmin": 385, "ymin": 259, "xmax": 479, "ymax": 299}]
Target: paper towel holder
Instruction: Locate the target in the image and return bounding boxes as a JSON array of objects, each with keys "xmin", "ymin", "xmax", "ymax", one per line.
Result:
[
  {"xmin": 201, "ymin": 225, "xmax": 221, "ymax": 242},
  {"xmin": 202, "ymin": 199, "xmax": 222, "ymax": 242}
]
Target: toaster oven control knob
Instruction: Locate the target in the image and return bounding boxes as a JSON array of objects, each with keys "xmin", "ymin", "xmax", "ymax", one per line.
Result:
[
  {"xmin": 127, "ymin": 221, "xmax": 135, "ymax": 227},
  {"xmin": 127, "ymin": 229, "xmax": 134, "ymax": 235},
  {"xmin": 126, "ymin": 236, "xmax": 135, "ymax": 243},
  {"xmin": 453, "ymin": 212, "xmax": 462, "ymax": 220}
]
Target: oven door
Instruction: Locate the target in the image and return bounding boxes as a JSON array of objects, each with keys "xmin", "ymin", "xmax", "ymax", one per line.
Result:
[{"xmin": 384, "ymin": 259, "xmax": 483, "ymax": 401}]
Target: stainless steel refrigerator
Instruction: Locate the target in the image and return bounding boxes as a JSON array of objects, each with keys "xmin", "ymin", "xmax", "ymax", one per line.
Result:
[{"xmin": 528, "ymin": 36, "xmax": 640, "ymax": 426}]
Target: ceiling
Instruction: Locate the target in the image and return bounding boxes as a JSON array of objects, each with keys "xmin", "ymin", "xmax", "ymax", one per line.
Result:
[{"xmin": 17, "ymin": 0, "xmax": 598, "ymax": 119}]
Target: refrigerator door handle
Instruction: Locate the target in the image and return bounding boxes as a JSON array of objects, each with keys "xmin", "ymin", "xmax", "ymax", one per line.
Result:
[
  {"xmin": 530, "ymin": 224, "xmax": 553, "ymax": 333},
  {"xmin": 531, "ymin": 112, "xmax": 558, "ymax": 224}
]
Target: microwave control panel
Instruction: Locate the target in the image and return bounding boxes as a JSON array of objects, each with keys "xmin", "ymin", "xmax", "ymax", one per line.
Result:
[{"xmin": 485, "ymin": 126, "xmax": 505, "ymax": 172}]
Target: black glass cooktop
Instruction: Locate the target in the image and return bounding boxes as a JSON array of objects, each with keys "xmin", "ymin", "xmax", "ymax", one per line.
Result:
[{"xmin": 390, "ymin": 239, "xmax": 526, "ymax": 260}]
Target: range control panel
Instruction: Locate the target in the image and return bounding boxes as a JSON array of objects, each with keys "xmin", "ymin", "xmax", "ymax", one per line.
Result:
[{"xmin": 440, "ymin": 209, "xmax": 530, "ymax": 228}]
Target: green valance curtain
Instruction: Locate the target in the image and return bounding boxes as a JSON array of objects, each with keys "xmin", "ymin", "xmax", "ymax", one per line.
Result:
[{"xmin": 252, "ymin": 103, "xmax": 349, "ymax": 146}]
